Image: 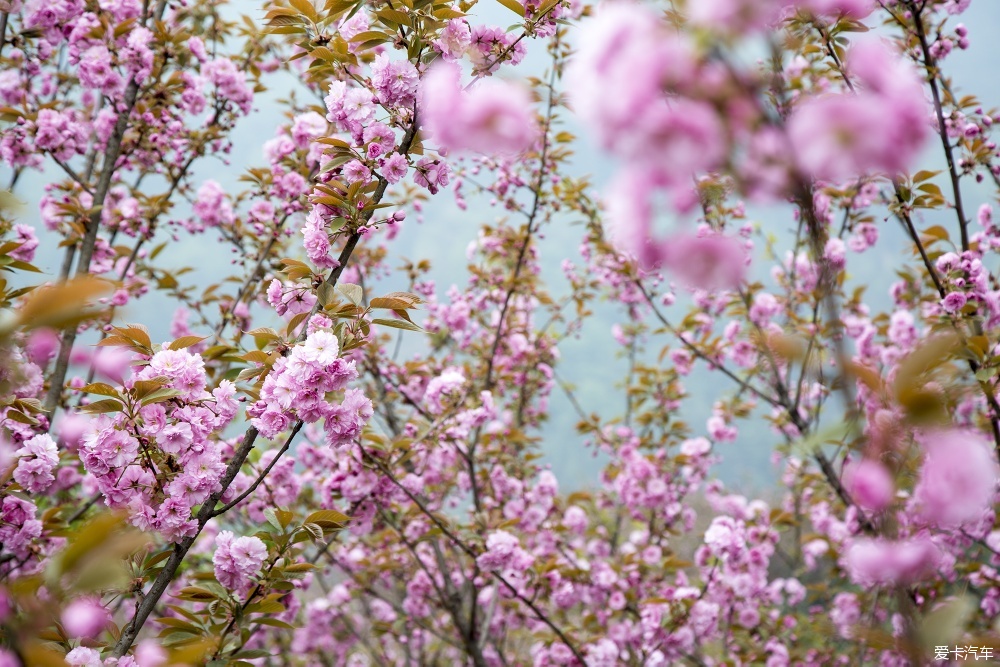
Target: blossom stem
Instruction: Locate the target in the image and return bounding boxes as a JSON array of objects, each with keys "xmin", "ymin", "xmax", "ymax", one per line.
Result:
[{"xmin": 211, "ymin": 422, "xmax": 302, "ymax": 517}]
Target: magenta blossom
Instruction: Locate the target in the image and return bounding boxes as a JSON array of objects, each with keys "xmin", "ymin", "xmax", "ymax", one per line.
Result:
[
  {"xmin": 802, "ymin": 0, "xmax": 874, "ymax": 18},
  {"xmin": 61, "ymin": 597, "xmax": 110, "ymax": 639},
  {"xmin": 788, "ymin": 37, "xmax": 929, "ymax": 181}
]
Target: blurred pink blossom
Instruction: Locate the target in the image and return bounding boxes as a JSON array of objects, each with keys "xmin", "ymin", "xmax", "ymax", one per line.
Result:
[
  {"xmin": 61, "ymin": 597, "xmax": 110, "ymax": 639},
  {"xmin": 788, "ymin": 38, "xmax": 928, "ymax": 181},
  {"xmin": 843, "ymin": 459, "xmax": 894, "ymax": 512},
  {"xmin": 843, "ymin": 535, "xmax": 942, "ymax": 587},
  {"xmin": 419, "ymin": 61, "xmax": 538, "ymax": 156},
  {"xmin": 914, "ymin": 430, "xmax": 999, "ymax": 527}
]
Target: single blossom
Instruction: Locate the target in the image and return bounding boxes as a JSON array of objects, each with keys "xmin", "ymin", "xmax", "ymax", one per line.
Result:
[
  {"xmin": 842, "ymin": 459, "xmax": 894, "ymax": 512},
  {"xmin": 61, "ymin": 597, "xmax": 110, "ymax": 639},
  {"xmin": 660, "ymin": 231, "xmax": 748, "ymax": 291},
  {"xmin": 801, "ymin": 0, "xmax": 874, "ymax": 18},
  {"xmin": 65, "ymin": 647, "xmax": 103, "ymax": 667},
  {"xmin": 788, "ymin": 37, "xmax": 929, "ymax": 181}
]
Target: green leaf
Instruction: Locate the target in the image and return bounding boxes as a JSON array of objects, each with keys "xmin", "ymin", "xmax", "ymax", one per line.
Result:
[
  {"xmin": 132, "ymin": 379, "xmax": 166, "ymax": 400},
  {"xmin": 15, "ymin": 276, "xmax": 113, "ymax": 331},
  {"xmin": 317, "ymin": 282, "xmax": 336, "ymax": 307},
  {"xmin": 8, "ymin": 259, "xmax": 41, "ymax": 273},
  {"xmin": 118, "ymin": 325, "xmax": 152, "ymax": 349},
  {"xmin": 790, "ymin": 422, "xmax": 854, "ymax": 457},
  {"xmin": 149, "ymin": 242, "xmax": 168, "ymax": 260},
  {"xmin": 175, "ymin": 587, "xmax": 219, "ymax": 602},
  {"xmin": 246, "ymin": 600, "xmax": 286, "ymax": 614},
  {"xmin": 79, "ymin": 398, "xmax": 125, "ymax": 414},
  {"xmin": 919, "ymin": 596, "xmax": 974, "ymax": 656},
  {"xmin": 921, "ymin": 225, "xmax": 950, "ymax": 241},
  {"xmin": 289, "ymin": 0, "xmax": 318, "ymax": 19},
  {"xmin": 305, "ymin": 509, "xmax": 350, "ymax": 527},
  {"xmin": 372, "ymin": 318, "xmax": 422, "ymax": 332},
  {"xmin": 232, "ymin": 649, "xmax": 274, "ymax": 660},
  {"xmin": 976, "ymin": 367, "xmax": 998, "ymax": 381},
  {"xmin": 168, "ymin": 336, "xmax": 206, "ymax": 350},
  {"xmin": 892, "ymin": 332, "xmax": 960, "ymax": 400},
  {"xmin": 266, "ymin": 14, "xmax": 304, "ymax": 26},
  {"xmin": 144, "ymin": 549, "xmax": 174, "ymax": 570},
  {"xmin": 370, "ymin": 296, "xmax": 415, "ymax": 310},
  {"xmin": 247, "ymin": 327, "xmax": 281, "ymax": 341},
  {"xmin": 263, "ymin": 507, "xmax": 282, "ymax": 533},
  {"xmin": 375, "ymin": 7, "xmax": 411, "ymax": 24},
  {"xmin": 276, "ymin": 509, "xmax": 294, "ymax": 529},
  {"xmin": 495, "ymin": 0, "xmax": 525, "ymax": 16},
  {"xmin": 917, "ymin": 182, "xmax": 944, "ymax": 198},
  {"xmin": 141, "ymin": 388, "xmax": 183, "ymax": 406},
  {"xmin": 253, "ymin": 618, "xmax": 296, "ymax": 629},
  {"xmin": 349, "ymin": 29, "xmax": 391, "ymax": 42},
  {"xmin": 912, "ymin": 169, "xmax": 941, "ymax": 184},
  {"xmin": 284, "ymin": 562, "xmax": 317, "ymax": 573},
  {"xmin": 80, "ymin": 382, "xmax": 122, "ymax": 399},
  {"xmin": 536, "ymin": 0, "xmax": 560, "ymax": 18},
  {"xmin": 337, "ymin": 283, "xmax": 363, "ymax": 306},
  {"xmin": 433, "ymin": 7, "xmax": 465, "ymax": 18},
  {"xmin": 299, "ymin": 523, "xmax": 324, "ymax": 541},
  {"xmin": 157, "ymin": 617, "xmax": 202, "ymax": 634},
  {"xmin": 6, "ymin": 410, "xmax": 38, "ymax": 425}
]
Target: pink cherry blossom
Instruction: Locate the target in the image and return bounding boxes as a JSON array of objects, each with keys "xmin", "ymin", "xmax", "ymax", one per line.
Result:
[
  {"xmin": 419, "ymin": 61, "xmax": 538, "ymax": 156},
  {"xmin": 913, "ymin": 430, "xmax": 999, "ymax": 527},
  {"xmin": 61, "ymin": 597, "xmax": 110, "ymax": 639},
  {"xmin": 214, "ymin": 530, "xmax": 268, "ymax": 594},
  {"xmin": 843, "ymin": 459, "xmax": 894, "ymax": 512},
  {"xmin": 843, "ymin": 536, "xmax": 942, "ymax": 587}
]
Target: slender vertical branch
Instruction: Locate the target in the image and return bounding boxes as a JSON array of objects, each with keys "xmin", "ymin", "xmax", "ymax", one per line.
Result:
[
  {"xmin": 907, "ymin": 0, "xmax": 969, "ymax": 250},
  {"xmin": 0, "ymin": 12, "xmax": 8, "ymax": 59},
  {"xmin": 43, "ymin": 0, "xmax": 172, "ymax": 417}
]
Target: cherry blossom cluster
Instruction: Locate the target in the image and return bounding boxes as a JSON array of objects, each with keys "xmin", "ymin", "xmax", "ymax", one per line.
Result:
[
  {"xmin": 247, "ymin": 330, "xmax": 373, "ymax": 447},
  {"xmin": 213, "ymin": 530, "xmax": 268, "ymax": 596},
  {"xmin": 77, "ymin": 347, "xmax": 240, "ymax": 542}
]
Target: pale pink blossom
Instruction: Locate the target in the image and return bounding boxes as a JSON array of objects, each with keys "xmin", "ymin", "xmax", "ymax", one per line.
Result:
[
  {"xmin": 788, "ymin": 38, "xmax": 929, "ymax": 181},
  {"xmin": 660, "ymin": 231, "xmax": 747, "ymax": 290},
  {"xmin": 214, "ymin": 530, "xmax": 268, "ymax": 594}
]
